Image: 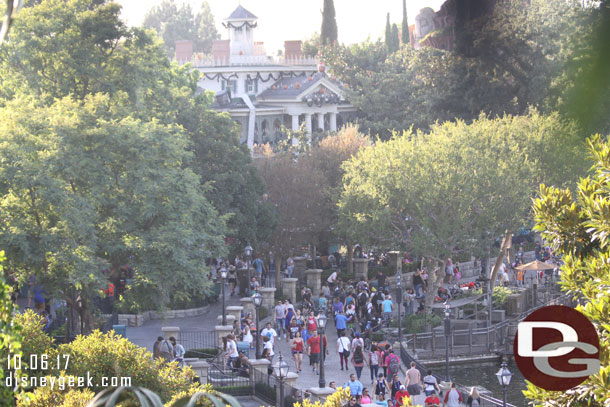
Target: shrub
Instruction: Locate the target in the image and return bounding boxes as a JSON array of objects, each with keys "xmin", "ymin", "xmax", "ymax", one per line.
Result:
[
  {"xmin": 16, "ymin": 374, "xmax": 94, "ymax": 407},
  {"xmin": 58, "ymin": 330, "xmax": 194, "ymax": 402},
  {"xmin": 183, "ymin": 348, "xmax": 219, "ymax": 359},
  {"xmin": 492, "ymin": 286, "xmax": 513, "ymax": 309},
  {"xmin": 12, "ymin": 310, "xmax": 55, "ymax": 376},
  {"xmin": 165, "ymin": 384, "xmax": 215, "ymax": 407},
  {"xmin": 392, "ymin": 313, "xmax": 442, "ymax": 334}
]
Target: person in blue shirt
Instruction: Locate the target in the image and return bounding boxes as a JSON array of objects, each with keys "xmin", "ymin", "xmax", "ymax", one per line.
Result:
[
  {"xmin": 382, "ymin": 295, "xmax": 393, "ymax": 326},
  {"xmin": 252, "ymin": 256, "xmax": 266, "ymax": 282},
  {"xmin": 345, "ymin": 373, "xmax": 363, "ymax": 396},
  {"xmin": 335, "ymin": 311, "xmax": 348, "ymax": 336}
]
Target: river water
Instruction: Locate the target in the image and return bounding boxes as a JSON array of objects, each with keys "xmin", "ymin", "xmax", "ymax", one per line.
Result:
[{"xmin": 449, "ymin": 360, "xmax": 529, "ymax": 406}]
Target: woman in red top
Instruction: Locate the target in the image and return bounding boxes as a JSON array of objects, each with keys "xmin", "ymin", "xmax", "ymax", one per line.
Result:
[
  {"xmin": 306, "ymin": 311, "xmax": 317, "ymax": 332},
  {"xmin": 291, "ymin": 331, "xmax": 304, "ymax": 372}
]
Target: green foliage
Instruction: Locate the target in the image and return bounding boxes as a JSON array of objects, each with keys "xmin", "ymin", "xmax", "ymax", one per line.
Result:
[
  {"xmin": 526, "ymin": 134, "xmax": 610, "ymax": 405},
  {"xmin": 16, "ymin": 373, "xmax": 95, "ymax": 407},
  {"xmin": 392, "ymin": 313, "xmax": 442, "ymax": 334},
  {"xmin": 183, "ymin": 348, "xmax": 220, "ymax": 359},
  {"xmin": 339, "ymin": 112, "xmax": 586, "ymax": 309},
  {"xmin": 320, "ymin": 0, "xmax": 337, "ymax": 45},
  {"xmin": 491, "ymin": 286, "xmax": 513, "ymax": 309},
  {"xmin": 385, "ymin": 13, "xmax": 392, "ymax": 50},
  {"xmin": 143, "ymin": 0, "xmax": 220, "ymax": 58},
  {"xmin": 401, "ymin": 0, "xmax": 409, "ymax": 45},
  {"xmin": 165, "ymin": 384, "xmax": 215, "ymax": 407},
  {"xmin": 302, "ymin": 32, "xmax": 321, "ymax": 57},
  {"xmin": 13, "ymin": 310, "xmax": 54, "ymax": 376},
  {"xmin": 0, "ymin": 251, "xmax": 23, "ymax": 407}
]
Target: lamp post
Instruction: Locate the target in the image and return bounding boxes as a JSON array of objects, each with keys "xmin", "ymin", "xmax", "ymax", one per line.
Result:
[
  {"xmin": 245, "ymin": 245, "xmax": 253, "ymax": 291},
  {"xmin": 220, "ymin": 266, "xmax": 228, "ymax": 325},
  {"xmin": 273, "ymin": 352, "xmax": 290, "ymax": 407},
  {"xmin": 396, "ymin": 273, "xmax": 403, "ymax": 354},
  {"xmin": 496, "ymin": 361, "xmax": 513, "ymax": 407},
  {"xmin": 444, "ymin": 302, "xmax": 451, "ymax": 382},
  {"xmin": 317, "ymin": 312, "xmax": 328, "ymax": 388},
  {"xmin": 252, "ymin": 291, "xmax": 263, "ymax": 358}
]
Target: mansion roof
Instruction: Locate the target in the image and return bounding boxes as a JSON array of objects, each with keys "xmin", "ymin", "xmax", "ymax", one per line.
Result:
[
  {"xmin": 226, "ymin": 5, "xmax": 257, "ymax": 21},
  {"xmin": 258, "ymin": 72, "xmax": 342, "ymax": 100}
]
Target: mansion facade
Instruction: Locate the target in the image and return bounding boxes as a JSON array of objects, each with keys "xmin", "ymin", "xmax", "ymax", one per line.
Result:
[{"xmin": 175, "ymin": 5, "xmax": 357, "ymax": 148}]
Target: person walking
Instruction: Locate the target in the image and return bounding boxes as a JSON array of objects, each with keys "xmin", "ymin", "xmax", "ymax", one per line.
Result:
[
  {"xmin": 389, "ymin": 373, "xmax": 402, "ymax": 405},
  {"xmin": 423, "ymin": 370, "xmax": 440, "ymax": 396},
  {"xmin": 374, "ymin": 373, "xmax": 388, "ymax": 401},
  {"xmin": 443, "ymin": 382, "xmax": 463, "ymax": 407},
  {"xmin": 225, "ymin": 334, "xmax": 239, "ymax": 369},
  {"xmin": 351, "ymin": 345, "xmax": 368, "ymax": 380},
  {"xmin": 337, "ymin": 332, "xmax": 351, "ymax": 371},
  {"xmin": 384, "ymin": 349, "xmax": 400, "ymax": 379},
  {"xmin": 152, "ymin": 336, "xmax": 163, "ymax": 359},
  {"xmin": 394, "ymin": 385, "xmax": 411, "ymax": 407},
  {"xmin": 405, "ymin": 361, "xmax": 421, "ymax": 395},
  {"xmin": 466, "ymin": 387, "xmax": 481, "ymax": 407},
  {"xmin": 335, "ymin": 310, "xmax": 348, "ymax": 336},
  {"xmin": 261, "ymin": 322, "xmax": 278, "ymax": 346},
  {"xmin": 424, "ymin": 390, "xmax": 441, "ymax": 407},
  {"xmin": 158, "ymin": 337, "xmax": 174, "ymax": 362},
  {"xmin": 291, "ymin": 330, "xmax": 304, "ymax": 373},
  {"xmin": 369, "ymin": 345, "xmax": 381, "ymax": 384},
  {"xmin": 274, "ymin": 301, "xmax": 287, "ymax": 340},
  {"xmin": 307, "ymin": 330, "xmax": 322, "ymax": 375},
  {"xmin": 242, "ymin": 326, "xmax": 253, "ymax": 349},
  {"xmin": 344, "ymin": 373, "xmax": 364, "ymax": 397}
]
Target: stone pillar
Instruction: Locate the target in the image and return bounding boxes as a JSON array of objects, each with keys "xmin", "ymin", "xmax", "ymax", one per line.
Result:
[
  {"xmin": 190, "ymin": 361, "xmax": 210, "ymax": 383},
  {"xmin": 388, "ymin": 251, "xmax": 402, "ymax": 273},
  {"xmin": 308, "ymin": 387, "xmax": 336, "ymax": 402},
  {"xmin": 329, "ymin": 112, "xmax": 337, "ymax": 131},
  {"xmin": 240, "ymin": 297, "xmax": 255, "ymax": 318},
  {"xmin": 249, "ymin": 358, "xmax": 271, "ymax": 392},
  {"xmin": 260, "ymin": 287, "xmax": 276, "ymax": 310},
  {"xmin": 226, "ymin": 305, "xmax": 244, "ymax": 322},
  {"xmin": 215, "ymin": 325, "xmax": 233, "ymax": 348},
  {"xmin": 276, "ymin": 373, "xmax": 300, "ymax": 407},
  {"xmin": 282, "ymin": 278, "xmax": 298, "ymax": 303},
  {"xmin": 293, "ymin": 257, "xmax": 307, "ymax": 281},
  {"xmin": 317, "ymin": 112, "xmax": 325, "ymax": 131},
  {"xmin": 305, "ymin": 113, "xmax": 312, "ymax": 141},
  {"xmin": 305, "ymin": 269, "xmax": 323, "ymax": 296},
  {"xmin": 216, "ymin": 314, "xmax": 236, "ymax": 326},
  {"xmin": 162, "ymin": 326, "xmax": 180, "ymax": 341},
  {"xmin": 353, "ymin": 258, "xmax": 369, "ymax": 281}
]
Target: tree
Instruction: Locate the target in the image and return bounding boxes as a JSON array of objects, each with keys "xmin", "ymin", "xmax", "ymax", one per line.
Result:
[
  {"xmin": 143, "ymin": 0, "xmax": 219, "ymax": 58},
  {"xmin": 302, "ymin": 32, "xmax": 321, "ymax": 57},
  {"xmin": 339, "ymin": 112, "xmax": 586, "ymax": 307},
  {"xmin": 384, "ymin": 13, "xmax": 392, "ymax": 50},
  {"xmin": 401, "ymin": 0, "xmax": 409, "ymax": 45},
  {"xmin": 390, "ymin": 23, "xmax": 399, "ymax": 52},
  {"xmin": 320, "ymin": 0, "xmax": 337, "ymax": 45},
  {"xmin": 527, "ymin": 134, "xmax": 610, "ymax": 405}
]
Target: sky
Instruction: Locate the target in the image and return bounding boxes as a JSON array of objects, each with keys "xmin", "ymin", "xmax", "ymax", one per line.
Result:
[{"xmin": 117, "ymin": 0, "xmax": 446, "ymax": 53}]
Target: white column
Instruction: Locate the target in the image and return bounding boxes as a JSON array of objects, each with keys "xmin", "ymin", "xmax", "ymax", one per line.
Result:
[
  {"xmin": 305, "ymin": 113, "xmax": 312, "ymax": 142},
  {"xmin": 317, "ymin": 113, "xmax": 325, "ymax": 131},
  {"xmin": 330, "ymin": 112, "xmax": 337, "ymax": 132},
  {"xmin": 291, "ymin": 115, "xmax": 300, "ymax": 146},
  {"xmin": 291, "ymin": 114, "xmax": 299, "ymax": 131}
]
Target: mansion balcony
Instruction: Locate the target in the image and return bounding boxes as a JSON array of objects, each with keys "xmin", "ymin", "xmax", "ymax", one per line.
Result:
[{"xmin": 177, "ymin": 53, "xmax": 319, "ymax": 68}]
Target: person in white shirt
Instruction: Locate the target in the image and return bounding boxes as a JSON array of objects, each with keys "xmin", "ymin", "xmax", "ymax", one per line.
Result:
[
  {"xmin": 169, "ymin": 336, "xmax": 185, "ymax": 367},
  {"xmin": 337, "ymin": 332, "xmax": 351, "ymax": 371},
  {"xmin": 327, "ymin": 271, "xmax": 338, "ymax": 288},
  {"xmin": 263, "ymin": 335, "xmax": 275, "ymax": 360},
  {"xmin": 261, "ymin": 322, "xmax": 278, "ymax": 345},
  {"xmin": 225, "ymin": 334, "xmax": 239, "ymax": 368}
]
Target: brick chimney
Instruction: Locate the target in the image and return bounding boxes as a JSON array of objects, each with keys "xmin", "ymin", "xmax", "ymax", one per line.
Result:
[
  {"xmin": 175, "ymin": 40, "xmax": 193, "ymax": 64},
  {"xmin": 284, "ymin": 40, "xmax": 302, "ymax": 59},
  {"xmin": 212, "ymin": 40, "xmax": 230, "ymax": 63}
]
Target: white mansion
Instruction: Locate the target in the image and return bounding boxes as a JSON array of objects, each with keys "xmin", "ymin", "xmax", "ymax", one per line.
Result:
[{"xmin": 175, "ymin": 5, "xmax": 357, "ymax": 148}]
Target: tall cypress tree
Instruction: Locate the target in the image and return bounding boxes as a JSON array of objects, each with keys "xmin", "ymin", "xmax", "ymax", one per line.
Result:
[
  {"xmin": 321, "ymin": 0, "xmax": 338, "ymax": 45},
  {"xmin": 391, "ymin": 23, "xmax": 400, "ymax": 52},
  {"xmin": 385, "ymin": 13, "xmax": 392, "ymax": 49},
  {"xmin": 401, "ymin": 0, "xmax": 409, "ymax": 45}
]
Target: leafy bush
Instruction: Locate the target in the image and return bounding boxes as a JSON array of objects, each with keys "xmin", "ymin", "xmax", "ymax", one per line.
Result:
[
  {"xmin": 57, "ymin": 330, "xmax": 194, "ymax": 402},
  {"xmin": 13, "ymin": 310, "xmax": 55, "ymax": 376},
  {"xmin": 258, "ymin": 306, "xmax": 269, "ymax": 320},
  {"xmin": 16, "ymin": 373, "xmax": 94, "ymax": 407},
  {"xmin": 184, "ymin": 348, "xmax": 219, "ymax": 359},
  {"xmin": 392, "ymin": 313, "xmax": 442, "ymax": 334},
  {"xmin": 165, "ymin": 384, "xmax": 215, "ymax": 407},
  {"xmin": 492, "ymin": 286, "xmax": 513, "ymax": 309}
]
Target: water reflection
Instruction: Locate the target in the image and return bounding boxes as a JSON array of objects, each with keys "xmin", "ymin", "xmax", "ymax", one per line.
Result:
[{"xmin": 449, "ymin": 360, "xmax": 528, "ymax": 406}]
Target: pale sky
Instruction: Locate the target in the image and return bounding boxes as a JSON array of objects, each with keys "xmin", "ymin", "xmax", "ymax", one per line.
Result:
[{"xmin": 117, "ymin": 0, "xmax": 446, "ymax": 53}]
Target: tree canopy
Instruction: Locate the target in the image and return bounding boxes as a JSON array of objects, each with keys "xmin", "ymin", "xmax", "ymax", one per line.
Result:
[
  {"xmin": 143, "ymin": 0, "xmax": 219, "ymax": 58},
  {"xmin": 528, "ymin": 134, "xmax": 610, "ymax": 405},
  {"xmin": 320, "ymin": 0, "xmax": 337, "ymax": 45}
]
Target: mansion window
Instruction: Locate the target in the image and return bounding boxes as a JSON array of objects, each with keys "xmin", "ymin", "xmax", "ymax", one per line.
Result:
[
  {"xmin": 221, "ymin": 79, "xmax": 237, "ymax": 94},
  {"xmin": 245, "ymin": 78, "xmax": 258, "ymax": 94}
]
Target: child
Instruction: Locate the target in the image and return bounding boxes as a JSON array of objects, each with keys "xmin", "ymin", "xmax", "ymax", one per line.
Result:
[{"xmin": 375, "ymin": 393, "xmax": 388, "ymax": 407}]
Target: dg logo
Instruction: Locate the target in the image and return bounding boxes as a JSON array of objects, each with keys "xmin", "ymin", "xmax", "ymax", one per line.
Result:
[{"xmin": 514, "ymin": 305, "xmax": 600, "ymax": 391}]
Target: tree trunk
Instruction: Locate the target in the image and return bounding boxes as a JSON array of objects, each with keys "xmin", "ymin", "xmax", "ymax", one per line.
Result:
[
  {"xmin": 347, "ymin": 243, "xmax": 354, "ymax": 275},
  {"xmin": 275, "ymin": 253, "xmax": 282, "ymax": 289},
  {"xmin": 312, "ymin": 245, "xmax": 317, "ymax": 268},
  {"xmin": 425, "ymin": 258, "xmax": 447, "ymax": 310}
]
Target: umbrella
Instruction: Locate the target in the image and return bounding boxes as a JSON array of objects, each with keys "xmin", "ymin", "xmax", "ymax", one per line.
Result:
[{"xmin": 515, "ymin": 260, "xmax": 557, "ymax": 271}]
